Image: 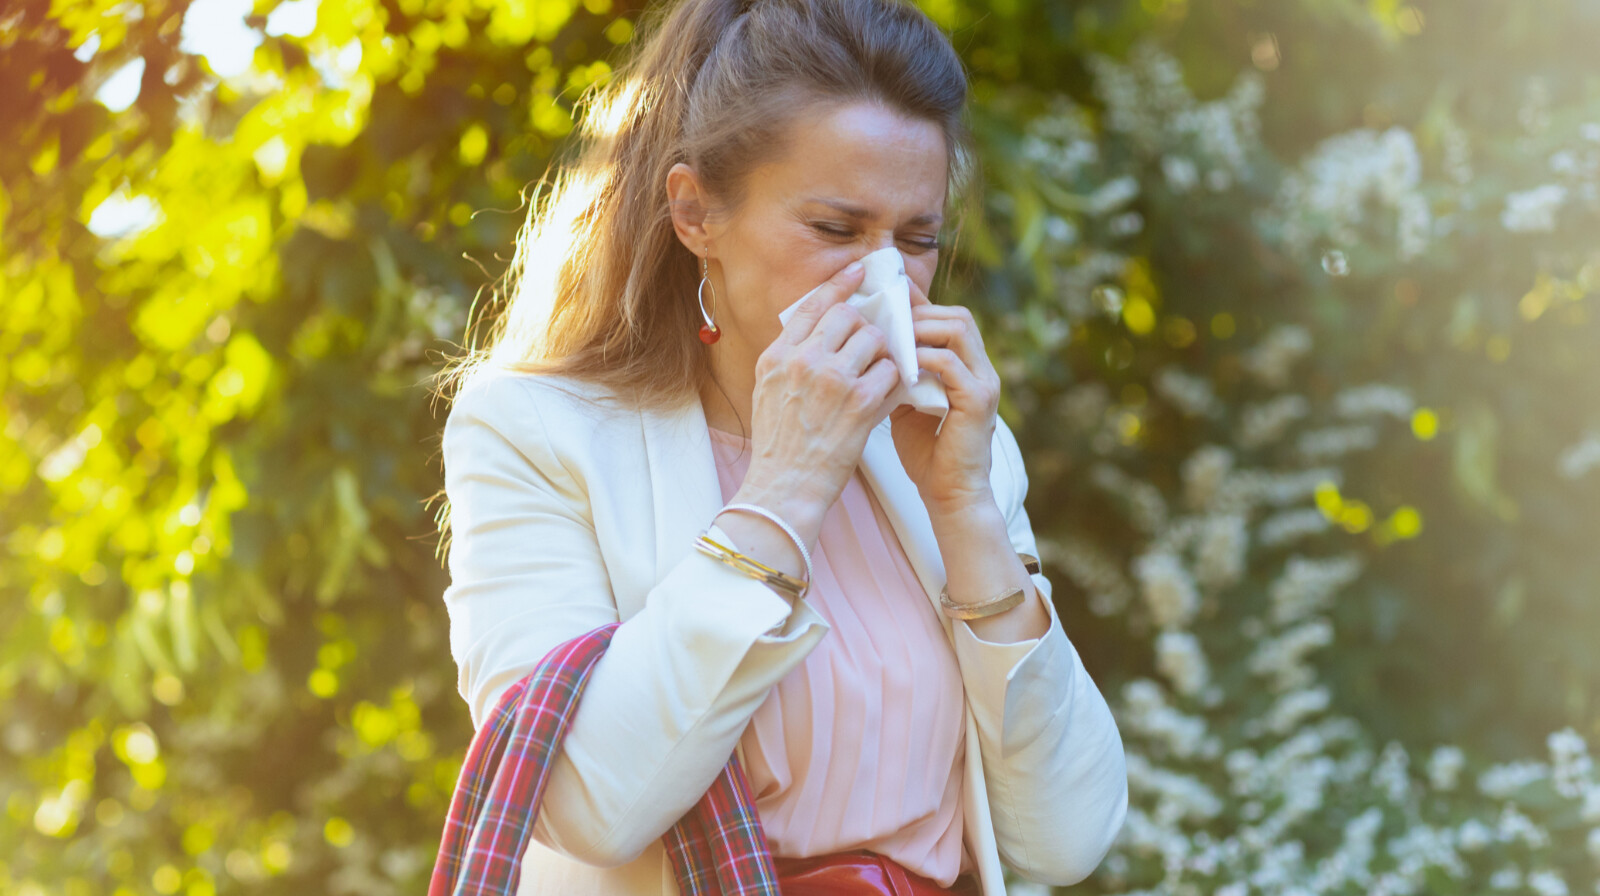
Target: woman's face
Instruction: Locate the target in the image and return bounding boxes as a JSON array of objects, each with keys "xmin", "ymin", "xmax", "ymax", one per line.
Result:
[{"xmin": 670, "ymin": 100, "xmax": 949, "ymax": 357}]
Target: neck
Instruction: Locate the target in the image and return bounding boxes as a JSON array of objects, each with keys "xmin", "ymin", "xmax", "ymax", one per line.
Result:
[{"xmin": 698, "ymin": 340, "xmax": 760, "ymax": 435}]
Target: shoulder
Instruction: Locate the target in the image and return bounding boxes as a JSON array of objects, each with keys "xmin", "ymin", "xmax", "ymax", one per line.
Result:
[
  {"xmin": 444, "ymin": 367, "xmax": 638, "ymax": 477},
  {"xmin": 451, "ymin": 367, "xmax": 620, "ymax": 423}
]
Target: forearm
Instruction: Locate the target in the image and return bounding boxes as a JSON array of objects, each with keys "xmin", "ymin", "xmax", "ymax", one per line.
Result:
[
  {"xmin": 927, "ymin": 492, "xmax": 1051, "ymax": 644},
  {"xmin": 518, "ymin": 532, "xmax": 830, "ymax": 865}
]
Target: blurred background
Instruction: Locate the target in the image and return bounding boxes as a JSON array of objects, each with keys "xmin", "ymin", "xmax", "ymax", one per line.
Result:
[{"xmin": 4, "ymin": 0, "xmax": 1599, "ymax": 892}]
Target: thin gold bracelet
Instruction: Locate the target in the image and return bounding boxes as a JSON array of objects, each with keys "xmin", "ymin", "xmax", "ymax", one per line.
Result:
[
  {"xmin": 938, "ymin": 584, "xmax": 1026, "ymax": 620},
  {"xmin": 937, "ymin": 552, "xmax": 1043, "ymax": 620},
  {"xmin": 695, "ymin": 534, "xmax": 809, "ymax": 601}
]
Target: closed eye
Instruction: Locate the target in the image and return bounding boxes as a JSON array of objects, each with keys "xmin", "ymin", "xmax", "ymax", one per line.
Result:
[
  {"xmin": 809, "ymin": 223, "xmax": 941, "ymax": 252},
  {"xmin": 811, "ymin": 223, "xmax": 854, "ymax": 239}
]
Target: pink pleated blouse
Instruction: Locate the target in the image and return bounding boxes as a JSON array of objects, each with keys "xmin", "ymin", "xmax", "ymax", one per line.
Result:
[{"xmin": 707, "ymin": 425, "xmax": 977, "ymax": 885}]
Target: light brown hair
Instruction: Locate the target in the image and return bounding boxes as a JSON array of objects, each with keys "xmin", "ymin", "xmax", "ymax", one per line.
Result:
[{"xmin": 430, "ymin": 0, "xmax": 978, "ymax": 416}]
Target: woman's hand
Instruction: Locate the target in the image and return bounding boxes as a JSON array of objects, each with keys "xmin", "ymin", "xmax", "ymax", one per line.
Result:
[
  {"xmin": 730, "ymin": 260, "xmax": 901, "ymax": 552},
  {"xmin": 888, "ymin": 276, "xmax": 1002, "ymax": 518}
]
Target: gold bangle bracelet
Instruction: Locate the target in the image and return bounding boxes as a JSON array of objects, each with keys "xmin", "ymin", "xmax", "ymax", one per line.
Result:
[
  {"xmin": 937, "ymin": 552, "xmax": 1041, "ymax": 620},
  {"xmin": 938, "ymin": 584, "xmax": 1026, "ymax": 620},
  {"xmin": 695, "ymin": 534, "xmax": 809, "ymax": 600}
]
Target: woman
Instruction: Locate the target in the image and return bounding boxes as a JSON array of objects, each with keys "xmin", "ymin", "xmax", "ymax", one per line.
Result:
[{"xmin": 435, "ymin": 0, "xmax": 1128, "ymax": 893}]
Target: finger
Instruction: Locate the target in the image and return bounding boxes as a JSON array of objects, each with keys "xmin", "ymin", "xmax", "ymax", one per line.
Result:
[
  {"xmin": 912, "ymin": 314, "xmax": 996, "ymax": 382},
  {"xmin": 771, "ymin": 260, "xmax": 866, "ymax": 348},
  {"xmin": 907, "ymin": 275, "xmax": 934, "ymax": 308},
  {"xmin": 836, "ymin": 320, "xmax": 890, "ymax": 376},
  {"xmin": 914, "ymin": 344, "xmax": 989, "ymax": 403},
  {"xmin": 799, "ymin": 301, "xmax": 873, "ymax": 356},
  {"xmin": 859, "ymin": 355, "xmax": 900, "ymax": 408}
]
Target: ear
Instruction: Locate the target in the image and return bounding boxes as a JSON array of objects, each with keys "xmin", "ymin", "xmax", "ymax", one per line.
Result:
[{"xmin": 666, "ymin": 162, "xmax": 713, "ymax": 255}]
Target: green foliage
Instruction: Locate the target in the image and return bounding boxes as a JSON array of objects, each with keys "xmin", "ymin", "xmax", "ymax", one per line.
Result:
[{"xmin": 3, "ymin": 0, "xmax": 1597, "ymax": 893}]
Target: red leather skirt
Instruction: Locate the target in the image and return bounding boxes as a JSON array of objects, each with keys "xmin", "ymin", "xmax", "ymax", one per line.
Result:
[{"xmin": 772, "ymin": 849, "xmax": 982, "ymax": 896}]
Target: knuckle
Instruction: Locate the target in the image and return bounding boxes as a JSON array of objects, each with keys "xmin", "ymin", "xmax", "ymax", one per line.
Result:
[{"xmin": 848, "ymin": 380, "xmax": 880, "ymax": 411}]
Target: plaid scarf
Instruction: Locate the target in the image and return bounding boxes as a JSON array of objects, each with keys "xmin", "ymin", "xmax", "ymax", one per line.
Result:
[{"xmin": 430, "ymin": 622, "xmax": 783, "ymax": 896}]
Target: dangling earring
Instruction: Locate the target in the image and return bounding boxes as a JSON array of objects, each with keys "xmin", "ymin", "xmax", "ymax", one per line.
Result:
[{"xmin": 697, "ymin": 253, "xmax": 721, "ymax": 344}]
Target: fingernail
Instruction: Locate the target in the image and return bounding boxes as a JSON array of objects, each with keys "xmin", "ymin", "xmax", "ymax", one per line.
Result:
[{"xmin": 842, "ymin": 260, "xmax": 864, "ymax": 275}]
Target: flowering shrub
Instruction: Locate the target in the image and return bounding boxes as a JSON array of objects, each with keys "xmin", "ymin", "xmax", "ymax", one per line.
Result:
[
  {"xmin": 977, "ymin": 34, "xmax": 1600, "ymax": 896},
  {"xmin": 6, "ymin": 0, "xmax": 1597, "ymax": 892}
]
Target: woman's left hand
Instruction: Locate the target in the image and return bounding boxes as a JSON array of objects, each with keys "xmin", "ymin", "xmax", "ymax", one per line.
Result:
[{"xmin": 888, "ymin": 276, "xmax": 1001, "ymax": 518}]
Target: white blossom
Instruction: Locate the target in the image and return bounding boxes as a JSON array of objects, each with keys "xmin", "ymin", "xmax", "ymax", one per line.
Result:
[
  {"xmin": 1269, "ymin": 126, "xmax": 1432, "ymax": 261},
  {"xmin": 1456, "ymin": 817, "xmax": 1493, "ymax": 851},
  {"xmin": 1194, "ymin": 513, "xmax": 1249, "ymax": 590},
  {"xmin": 1055, "ymin": 535, "xmax": 1135, "ymax": 617},
  {"xmin": 1254, "ymin": 686, "xmax": 1331, "ymax": 737},
  {"xmin": 1257, "ymin": 508, "xmax": 1333, "ymax": 549},
  {"xmin": 1181, "ymin": 444, "xmax": 1235, "ymax": 510},
  {"xmin": 1489, "ymin": 867, "xmax": 1523, "ymax": 890},
  {"xmin": 1269, "ymin": 554, "xmax": 1365, "ymax": 626},
  {"xmin": 1155, "ymin": 630, "xmax": 1212, "ymax": 696},
  {"xmin": 1549, "ymin": 727, "xmax": 1593, "ymax": 798},
  {"xmin": 1528, "ymin": 869, "xmax": 1570, "ymax": 896},
  {"xmin": 1249, "ymin": 619, "xmax": 1334, "ymax": 692},
  {"xmin": 1238, "ymin": 394, "xmax": 1311, "ymax": 449},
  {"xmin": 1478, "ymin": 760, "xmax": 1549, "ymax": 799},
  {"xmin": 1163, "ymin": 154, "xmax": 1200, "ymax": 192},
  {"xmin": 1134, "ymin": 551, "xmax": 1200, "ymax": 628},
  {"xmin": 1296, "ymin": 423, "xmax": 1379, "ymax": 459},
  {"xmin": 1427, "ymin": 745, "xmax": 1465, "ymax": 790},
  {"xmin": 1370, "ymin": 740, "xmax": 1412, "ymax": 804},
  {"xmin": 1156, "ymin": 367, "xmax": 1222, "ymax": 419},
  {"xmin": 1557, "ymin": 432, "xmax": 1600, "ymax": 480},
  {"xmin": 1242, "ymin": 325, "xmax": 1314, "ymax": 389},
  {"xmin": 1496, "ymin": 804, "xmax": 1552, "ymax": 848},
  {"xmin": 1502, "ymin": 184, "xmax": 1568, "ymax": 232},
  {"xmin": 1333, "ymin": 383, "xmax": 1414, "ymax": 420},
  {"xmin": 1092, "ymin": 463, "xmax": 1170, "ymax": 533},
  {"xmin": 1088, "ymin": 175, "xmax": 1141, "ymax": 215},
  {"xmin": 1120, "ymin": 678, "xmax": 1217, "ymax": 759},
  {"xmin": 1582, "ymin": 783, "xmax": 1600, "ymax": 823}
]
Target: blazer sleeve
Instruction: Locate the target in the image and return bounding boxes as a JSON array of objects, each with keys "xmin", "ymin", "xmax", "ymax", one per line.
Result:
[
  {"xmin": 440, "ymin": 372, "xmax": 831, "ymax": 868},
  {"xmin": 946, "ymin": 415, "xmax": 1129, "ymax": 886}
]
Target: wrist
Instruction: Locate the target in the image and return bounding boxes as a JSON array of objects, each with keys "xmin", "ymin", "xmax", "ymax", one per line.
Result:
[
  {"xmin": 924, "ymin": 485, "xmax": 1000, "ymax": 526},
  {"xmin": 725, "ymin": 484, "xmax": 827, "ymax": 550}
]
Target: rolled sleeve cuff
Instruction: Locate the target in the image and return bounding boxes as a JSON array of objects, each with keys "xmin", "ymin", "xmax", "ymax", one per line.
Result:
[
  {"xmin": 950, "ymin": 575, "xmax": 1075, "ymax": 749},
  {"xmin": 700, "ymin": 522, "xmax": 831, "ymax": 644}
]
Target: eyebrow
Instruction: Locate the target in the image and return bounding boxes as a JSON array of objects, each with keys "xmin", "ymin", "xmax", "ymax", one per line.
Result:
[{"xmin": 804, "ymin": 197, "xmax": 943, "ymax": 227}]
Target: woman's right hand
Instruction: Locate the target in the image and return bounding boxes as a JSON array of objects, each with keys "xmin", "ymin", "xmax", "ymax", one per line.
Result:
[{"xmin": 722, "ymin": 258, "xmax": 902, "ymax": 555}]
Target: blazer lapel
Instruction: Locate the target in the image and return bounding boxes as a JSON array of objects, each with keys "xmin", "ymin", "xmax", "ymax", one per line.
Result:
[
  {"xmin": 640, "ymin": 396, "xmax": 724, "ymax": 588},
  {"xmin": 854, "ymin": 418, "xmax": 950, "ymax": 623}
]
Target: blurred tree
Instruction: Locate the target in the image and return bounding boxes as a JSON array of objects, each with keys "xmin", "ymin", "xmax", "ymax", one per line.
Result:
[{"xmin": 3, "ymin": 0, "xmax": 1597, "ymax": 892}]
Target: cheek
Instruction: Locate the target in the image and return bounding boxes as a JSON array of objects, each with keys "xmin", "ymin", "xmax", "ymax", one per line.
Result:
[
  {"xmin": 726, "ymin": 229, "xmax": 855, "ymax": 314},
  {"xmin": 780, "ymin": 241, "xmax": 861, "ymax": 296},
  {"xmin": 907, "ymin": 253, "xmax": 938, "ymax": 296}
]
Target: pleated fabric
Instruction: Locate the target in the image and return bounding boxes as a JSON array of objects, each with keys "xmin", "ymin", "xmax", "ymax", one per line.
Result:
[{"xmin": 707, "ymin": 425, "xmax": 975, "ymax": 886}]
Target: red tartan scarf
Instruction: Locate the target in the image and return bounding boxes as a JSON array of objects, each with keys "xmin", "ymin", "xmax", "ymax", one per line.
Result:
[{"xmin": 430, "ymin": 622, "xmax": 783, "ymax": 896}]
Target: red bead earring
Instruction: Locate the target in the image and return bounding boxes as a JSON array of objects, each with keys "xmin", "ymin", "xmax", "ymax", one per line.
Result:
[{"xmin": 697, "ymin": 254, "xmax": 721, "ymax": 344}]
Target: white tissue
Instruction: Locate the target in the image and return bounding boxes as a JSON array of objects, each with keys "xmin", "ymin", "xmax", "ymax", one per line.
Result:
[{"xmin": 778, "ymin": 246, "xmax": 951, "ymax": 434}]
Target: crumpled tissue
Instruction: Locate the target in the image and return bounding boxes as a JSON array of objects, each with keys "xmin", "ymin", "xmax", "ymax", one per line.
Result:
[{"xmin": 777, "ymin": 246, "xmax": 950, "ymax": 435}]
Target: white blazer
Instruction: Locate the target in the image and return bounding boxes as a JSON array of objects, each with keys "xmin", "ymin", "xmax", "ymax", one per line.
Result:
[{"xmin": 441, "ymin": 367, "xmax": 1128, "ymax": 896}]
